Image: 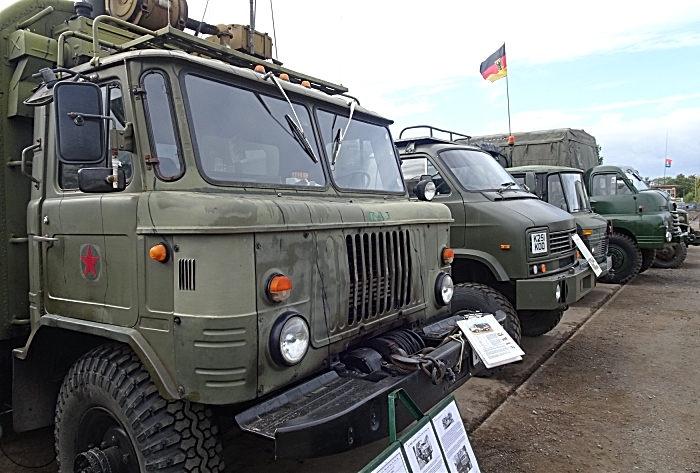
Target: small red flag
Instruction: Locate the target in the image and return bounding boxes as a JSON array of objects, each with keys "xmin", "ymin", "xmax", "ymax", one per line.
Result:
[
  {"xmin": 665, "ymin": 158, "xmax": 672, "ymax": 168},
  {"xmin": 480, "ymin": 44, "xmax": 507, "ymax": 82}
]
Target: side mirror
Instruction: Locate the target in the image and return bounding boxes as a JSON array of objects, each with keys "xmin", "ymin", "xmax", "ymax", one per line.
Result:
[
  {"xmin": 78, "ymin": 168, "xmax": 126, "ymax": 193},
  {"xmin": 414, "ymin": 180, "xmax": 436, "ymax": 201},
  {"xmin": 420, "ymin": 174, "xmax": 433, "ymax": 182},
  {"xmin": 525, "ymin": 172, "xmax": 537, "ymax": 195},
  {"xmin": 54, "ymin": 81, "xmax": 105, "ymax": 165}
]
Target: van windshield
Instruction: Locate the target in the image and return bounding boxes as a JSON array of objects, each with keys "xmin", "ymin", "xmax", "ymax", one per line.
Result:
[
  {"xmin": 439, "ymin": 149, "xmax": 520, "ymax": 191},
  {"xmin": 559, "ymin": 173, "xmax": 591, "ymax": 212},
  {"xmin": 183, "ymin": 74, "xmax": 326, "ymax": 187}
]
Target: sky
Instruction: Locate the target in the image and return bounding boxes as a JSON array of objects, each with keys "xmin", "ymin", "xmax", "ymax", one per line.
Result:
[{"xmin": 2, "ymin": 0, "xmax": 698, "ymax": 179}]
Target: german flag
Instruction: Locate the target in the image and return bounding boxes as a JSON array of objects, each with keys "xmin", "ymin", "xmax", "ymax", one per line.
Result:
[{"xmin": 480, "ymin": 44, "xmax": 507, "ymax": 82}]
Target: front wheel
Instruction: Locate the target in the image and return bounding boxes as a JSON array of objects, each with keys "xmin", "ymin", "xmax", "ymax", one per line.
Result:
[
  {"xmin": 451, "ymin": 283, "xmax": 521, "ymax": 345},
  {"xmin": 517, "ymin": 309, "xmax": 564, "ymax": 337},
  {"xmin": 55, "ymin": 344, "xmax": 224, "ymax": 473},
  {"xmin": 638, "ymin": 249, "xmax": 656, "ymax": 273},
  {"xmin": 598, "ymin": 234, "xmax": 642, "ymax": 284},
  {"xmin": 652, "ymin": 242, "xmax": 687, "ymax": 269}
]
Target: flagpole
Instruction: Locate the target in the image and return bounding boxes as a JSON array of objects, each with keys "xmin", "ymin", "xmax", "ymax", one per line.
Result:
[
  {"xmin": 506, "ymin": 62, "xmax": 512, "ymax": 136},
  {"xmin": 664, "ymin": 128, "xmax": 668, "ymax": 185}
]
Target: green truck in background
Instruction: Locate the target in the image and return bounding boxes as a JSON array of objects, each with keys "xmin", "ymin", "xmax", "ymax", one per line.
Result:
[
  {"xmin": 397, "ymin": 126, "xmax": 597, "ymax": 341},
  {"xmin": 0, "ymin": 1, "xmax": 492, "ymax": 469},
  {"xmin": 472, "ymin": 129, "xmax": 687, "ymax": 283},
  {"xmin": 506, "ymin": 165, "xmax": 611, "ymax": 279}
]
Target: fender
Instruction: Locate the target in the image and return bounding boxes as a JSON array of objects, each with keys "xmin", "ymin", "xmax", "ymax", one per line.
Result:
[
  {"xmin": 452, "ymin": 249, "xmax": 510, "ymax": 281},
  {"xmin": 13, "ymin": 314, "xmax": 179, "ymax": 432}
]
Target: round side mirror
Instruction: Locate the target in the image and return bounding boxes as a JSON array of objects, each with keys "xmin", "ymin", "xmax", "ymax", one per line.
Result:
[{"xmin": 415, "ymin": 180, "xmax": 436, "ymax": 201}]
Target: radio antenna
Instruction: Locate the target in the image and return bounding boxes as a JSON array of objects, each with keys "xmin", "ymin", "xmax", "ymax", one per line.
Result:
[
  {"xmin": 270, "ymin": 0, "xmax": 278, "ymax": 60},
  {"xmin": 195, "ymin": 0, "xmax": 212, "ymax": 36}
]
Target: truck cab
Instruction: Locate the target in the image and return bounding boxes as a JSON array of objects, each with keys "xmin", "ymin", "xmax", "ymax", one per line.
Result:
[
  {"xmin": 397, "ymin": 126, "xmax": 597, "ymax": 339},
  {"xmin": 507, "ymin": 165, "xmax": 611, "ymax": 278},
  {"xmin": 584, "ymin": 165, "xmax": 687, "ymax": 280},
  {"xmin": 0, "ymin": 1, "xmax": 480, "ymax": 468}
]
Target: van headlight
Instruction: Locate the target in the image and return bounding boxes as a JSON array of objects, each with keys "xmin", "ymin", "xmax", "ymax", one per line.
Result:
[
  {"xmin": 270, "ymin": 313, "xmax": 310, "ymax": 366},
  {"xmin": 435, "ymin": 272, "xmax": 454, "ymax": 306}
]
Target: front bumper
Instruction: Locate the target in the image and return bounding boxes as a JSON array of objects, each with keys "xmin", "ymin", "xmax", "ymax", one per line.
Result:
[
  {"xmin": 515, "ymin": 262, "xmax": 595, "ymax": 310},
  {"xmin": 595, "ymin": 255, "xmax": 612, "ymax": 278},
  {"xmin": 235, "ymin": 338, "xmax": 472, "ymax": 459}
]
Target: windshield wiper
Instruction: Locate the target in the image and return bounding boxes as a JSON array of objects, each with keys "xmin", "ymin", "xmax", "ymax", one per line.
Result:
[
  {"xmin": 498, "ymin": 181, "xmax": 516, "ymax": 194},
  {"xmin": 262, "ymin": 72, "xmax": 317, "ymax": 163},
  {"xmin": 331, "ymin": 99, "xmax": 357, "ymax": 165}
]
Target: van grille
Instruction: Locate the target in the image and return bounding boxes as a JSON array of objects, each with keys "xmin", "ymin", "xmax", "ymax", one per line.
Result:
[
  {"xmin": 549, "ymin": 230, "xmax": 575, "ymax": 255},
  {"xmin": 178, "ymin": 259, "xmax": 196, "ymax": 291},
  {"xmin": 671, "ymin": 211, "xmax": 680, "ymax": 233},
  {"xmin": 346, "ymin": 230, "xmax": 412, "ymax": 325}
]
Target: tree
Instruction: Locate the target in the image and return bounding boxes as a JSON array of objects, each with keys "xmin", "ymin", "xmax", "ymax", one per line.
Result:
[{"xmin": 596, "ymin": 145, "xmax": 604, "ymax": 165}]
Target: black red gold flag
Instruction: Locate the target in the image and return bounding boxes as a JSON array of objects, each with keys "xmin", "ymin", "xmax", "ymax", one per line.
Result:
[{"xmin": 480, "ymin": 44, "xmax": 507, "ymax": 82}]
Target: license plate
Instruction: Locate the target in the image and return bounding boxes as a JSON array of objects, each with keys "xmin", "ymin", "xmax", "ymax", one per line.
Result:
[{"xmin": 531, "ymin": 232, "xmax": 548, "ymax": 254}]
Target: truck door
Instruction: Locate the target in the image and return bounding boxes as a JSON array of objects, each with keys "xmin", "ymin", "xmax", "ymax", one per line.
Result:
[
  {"xmin": 588, "ymin": 173, "xmax": 637, "ymax": 216},
  {"xmin": 39, "ymin": 83, "xmax": 139, "ymax": 327}
]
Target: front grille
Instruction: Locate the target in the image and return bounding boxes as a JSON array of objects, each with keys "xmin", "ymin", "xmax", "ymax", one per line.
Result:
[
  {"xmin": 549, "ymin": 230, "xmax": 575, "ymax": 255},
  {"xmin": 672, "ymin": 211, "xmax": 680, "ymax": 233},
  {"xmin": 597, "ymin": 237, "xmax": 609, "ymax": 262},
  {"xmin": 346, "ymin": 230, "xmax": 412, "ymax": 325},
  {"xmin": 178, "ymin": 259, "xmax": 196, "ymax": 291}
]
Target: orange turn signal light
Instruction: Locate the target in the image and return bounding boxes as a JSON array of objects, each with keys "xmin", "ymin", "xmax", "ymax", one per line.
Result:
[
  {"xmin": 301, "ymin": 80, "xmax": 311, "ymax": 88},
  {"xmin": 149, "ymin": 243, "xmax": 169, "ymax": 263},
  {"xmin": 582, "ymin": 229, "xmax": 593, "ymax": 236},
  {"xmin": 254, "ymin": 65, "xmax": 266, "ymax": 73},
  {"xmin": 442, "ymin": 248, "xmax": 454, "ymax": 264},
  {"xmin": 500, "ymin": 244, "xmax": 511, "ymax": 250},
  {"xmin": 268, "ymin": 274, "xmax": 292, "ymax": 302},
  {"xmin": 279, "ymin": 73, "xmax": 290, "ymax": 81},
  {"xmin": 576, "ymin": 251, "xmax": 581, "ymax": 259},
  {"xmin": 540, "ymin": 264, "xmax": 547, "ymax": 273}
]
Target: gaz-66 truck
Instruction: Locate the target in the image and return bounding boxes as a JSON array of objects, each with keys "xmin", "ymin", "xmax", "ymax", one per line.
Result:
[
  {"xmin": 506, "ymin": 165, "xmax": 612, "ymax": 279},
  {"xmin": 397, "ymin": 126, "xmax": 597, "ymax": 340},
  {"xmin": 0, "ymin": 1, "xmax": 484, "ymax": 470}
]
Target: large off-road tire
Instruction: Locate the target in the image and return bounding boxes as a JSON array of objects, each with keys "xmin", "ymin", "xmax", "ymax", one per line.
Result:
[
  {"xmin": 638, "ymin": 249, "xmax": 656, "ymax": 273},
  {"xmin": 451, "ymin": 283, "xmax": 522, "ymax": 377},
  {"xmin": 55, "ymin": 344, "xmax": 224, "ymax": 473},
  {"xmin": 598, "ymin": 234, "xmax": 642, "ymax": 285},
  {"xmin": 452, "ymin": 283, "xmax": 521, "ymax": 345},
  {"xmin": 517, "ymin": 309, "xmax": 564, "ymax": 337},
  {"xmin": 652, "ymin": 242, "xmax": 687, "ymax": 269}
]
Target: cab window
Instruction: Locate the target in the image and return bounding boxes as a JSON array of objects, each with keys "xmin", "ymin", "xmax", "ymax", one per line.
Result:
[
  {"xmin": 59, "ymin": 83, "xmax": 133, "ymax": 189},
  {"xmin": 400, "ymin": 157, "xmax": 451, "ymax": 197},
  {"xmin": 142, "ymin": 71, "xmax": 183, "ymax": 180},
  {"xmin": 591, "ymin": 173, "xmax": 632, "ymax": 196}
]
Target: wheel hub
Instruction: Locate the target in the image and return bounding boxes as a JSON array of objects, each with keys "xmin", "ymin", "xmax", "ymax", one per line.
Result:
[
  {"xmin": 75, "ymin": 445, "xmax": 127, "ymax": 473},
  {"xmin": 74, "ymin": 407, "xmax": 139, "ymax": 473}
]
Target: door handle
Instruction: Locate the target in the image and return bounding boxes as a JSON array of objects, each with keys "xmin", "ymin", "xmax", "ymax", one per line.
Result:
[{"xmin": 33, "ymin": 235, "xmax": 59, "ymax": 243}]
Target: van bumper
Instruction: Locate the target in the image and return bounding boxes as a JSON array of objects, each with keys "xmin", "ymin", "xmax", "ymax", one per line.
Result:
[{"xmin": 515, "ymin": 263, "xmax": 595, "ymax": 310}]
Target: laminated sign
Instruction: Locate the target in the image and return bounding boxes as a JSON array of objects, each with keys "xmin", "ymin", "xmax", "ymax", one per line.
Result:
[{"xmin": 457, "ymin": 314, "xmax": 524, "ymax": 369}]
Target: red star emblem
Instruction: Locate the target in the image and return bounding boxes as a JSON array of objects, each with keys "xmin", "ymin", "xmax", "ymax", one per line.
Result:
[{"xmin": 81, "ymin": 245, "xmax": 99, "ymax": 278}]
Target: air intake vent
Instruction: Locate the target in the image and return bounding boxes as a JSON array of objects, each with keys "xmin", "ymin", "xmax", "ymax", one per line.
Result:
[
  {"xmin": 346, "ymin": 230, "xmax": 412, "ymax": 326},
  {"xmin": 178, "ymin": 259, "xmax": 196, "ymax": 291},
  {"xmin": 549, "ymin": 230, "xmax": 575, "ymax": 255}
]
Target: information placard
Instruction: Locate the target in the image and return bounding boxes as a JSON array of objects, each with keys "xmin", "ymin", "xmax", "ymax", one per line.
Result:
[
  {"xmin": 572, "ymin": 233, "xmax": 603, "ymax": 277},
  {"xmin": 430, "ymin": 400, "xmax": 480, "ymax": 473}
]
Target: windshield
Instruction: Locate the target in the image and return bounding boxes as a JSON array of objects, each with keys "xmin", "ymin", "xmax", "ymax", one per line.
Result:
[
  {"xmin": 559, "ymin": 173, "xmax": 591, "ymax": 212},
  {"xmin": 183, "ymin": 74, "xmax": 325, "ymax": 187},
  {"xmin": 439, "ymin": 149, "xmax": 520, "ymax": 191},
  {"xmin": 316, "ymin": 110, "xmax": 404, "ymax": 193},
  {"xmin": 625, "ymin": 169, "xmax": 649, "ymax": 190}
]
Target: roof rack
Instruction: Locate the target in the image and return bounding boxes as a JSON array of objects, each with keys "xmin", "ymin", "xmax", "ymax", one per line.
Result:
[{"xmin": 398, "ymin": 125, "xmax": 471, "ymax": 141}]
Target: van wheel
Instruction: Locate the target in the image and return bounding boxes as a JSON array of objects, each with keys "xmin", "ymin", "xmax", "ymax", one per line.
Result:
[
  {"xmin": 638, "ymin": 249, "xmax": 656, "ymax": 273},
  {"xmin": 652, "ymin": 242, "xmax": 687, "ymax": 269},
  {"xmin": 598, "ymin": 234, "xmax": 642, "ymax": 284},
  {"xmin": 55, "ymin": 344, "xmax": 224, "ymax": 473},
  {"xmin": 517, "ymin": 309, "xmax": 564, "ymax": 337},
  {"xmin": 451, "ymin": 283, "xmax": 521, "ymax": 377}
]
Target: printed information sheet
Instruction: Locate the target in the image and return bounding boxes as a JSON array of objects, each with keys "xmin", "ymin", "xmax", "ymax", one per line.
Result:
[
  {"xmin": 431, "ymin": 400, "xmax": 480, "ymax": 473},
  {"xmin": 369, "ymin": 446, "xmax": 410, "ymax": 473},
  {"xmin": 457, "ymin": 314, "xmax": 524, "ymax": 368},
  {"xmin": 402, "ymin": 422, "xmax": 447, "ymax": 473},
  {"xmin": 572, "ymin": 233, "xmax": 603, "ymax": 277}
]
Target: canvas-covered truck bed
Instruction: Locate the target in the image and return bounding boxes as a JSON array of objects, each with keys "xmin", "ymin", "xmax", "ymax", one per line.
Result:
[{"xmin": 466, "ymin": 128, "xmax": 600, "ymax": 171}]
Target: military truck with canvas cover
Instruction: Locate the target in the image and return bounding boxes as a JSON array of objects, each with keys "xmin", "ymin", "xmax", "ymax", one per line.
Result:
[
  {"xmin": 0, "ymin": 1, "xmax": 490, "ymax": 469},
  {"xmin": 467, "ymin": 128, "xmax": 600, "ymax": 171},
  {"xmin": 396, "ymin": 126, "xmax": 597, "ymax": 340},
  {"xmin": 507, "ymin": 165, "xmax": 612, "ymax": 278},
  {"xmin": 585, "ymin": 165, "xmax": 688, "ymax": 279}
]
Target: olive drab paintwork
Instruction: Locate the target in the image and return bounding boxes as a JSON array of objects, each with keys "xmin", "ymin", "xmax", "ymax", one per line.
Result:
[{"xmin": 0, "ymin": 0, "xmax": 458, "ymax": 456}]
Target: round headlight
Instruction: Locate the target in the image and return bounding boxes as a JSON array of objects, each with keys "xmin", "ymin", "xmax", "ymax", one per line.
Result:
[
  {"xmin": 270, "ymin": 313, "xmax": 310, "ymax": 366},
  {"xmin": 435, "ymin": 272, "xmax": 454, "ymax": 306},
  {"xmin": 555, "ymin": 284, "xmax": 562, "ymax": 302},
  {"xmin": 666, "ymin": 231, "xmax": 672, "ymax": 242},
  {"xmin": 415, "ymin": 180, "xmax": 437, "ymax": 201}
]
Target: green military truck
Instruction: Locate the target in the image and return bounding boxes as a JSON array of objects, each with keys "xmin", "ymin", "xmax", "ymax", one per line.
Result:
[
  {"xmin": 585, "ymin": 165, "xmax": 687, "ymax": 277},
  {"xmin": 506, "ymin": 165, "xmax": 611, "ymax": 279},
  {"xmin": 397, "ymin": 126, "xmax": 597, "ymax": 340},
  {"xmin": 0, "ymin": 1, "xmax": 491, "ymax": 469},
  {"xmin": 471, "ymin": 129, "xmax": 687, "ymax": 283}
]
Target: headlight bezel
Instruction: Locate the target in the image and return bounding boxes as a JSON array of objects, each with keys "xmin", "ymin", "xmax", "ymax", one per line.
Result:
[
  {"xmin": 270, "ymin": 312, "xmax": 310, "ymax": 366},
  {"xmin": 434, "ymin": 272, "xmax": 454, "ymax": 306}
]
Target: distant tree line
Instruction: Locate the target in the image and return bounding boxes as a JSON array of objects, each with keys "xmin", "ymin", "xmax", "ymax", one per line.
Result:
[{"xmin": 646, "ymin": 174, "xmax": 699, "ymax": 202}]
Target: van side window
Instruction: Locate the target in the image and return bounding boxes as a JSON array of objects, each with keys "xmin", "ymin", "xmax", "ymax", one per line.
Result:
[
  {"xmin": 592, "ymin": 173, "xmax": 632, "ymax": 196},
  {"xmin": 59, "ymin": 83, "xmax": 133, "ymax": 189},
  {"xmin": 400, "ymin": 157, "xmax": 451, "ymax": 197},
  {"xmin": 142, "ymin": 71, "xmax": 183, "ymax": 180}
]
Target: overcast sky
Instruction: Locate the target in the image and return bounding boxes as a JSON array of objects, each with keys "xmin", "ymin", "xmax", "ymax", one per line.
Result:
[{"xmin": 2, "ymin": 0, "xmax": 698, "ymax": 178}]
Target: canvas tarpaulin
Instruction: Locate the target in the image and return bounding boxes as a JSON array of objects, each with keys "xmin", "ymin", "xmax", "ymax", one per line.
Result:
[{"xmin": 463, "ymin": 129, "xmax": 600, "ymax": 171}]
